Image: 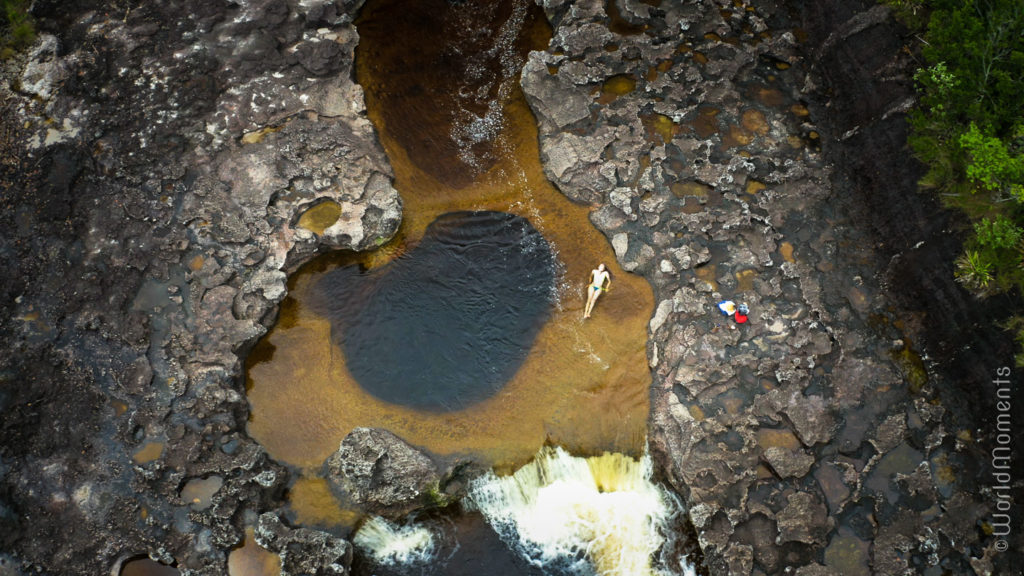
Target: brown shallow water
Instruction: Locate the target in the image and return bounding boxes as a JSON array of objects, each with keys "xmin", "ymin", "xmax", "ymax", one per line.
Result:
[{"xmin": 245, "ymin": 0, "xmax": 654, "ymax": 520}]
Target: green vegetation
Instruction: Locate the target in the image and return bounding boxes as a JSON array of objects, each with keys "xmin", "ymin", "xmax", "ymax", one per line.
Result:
[
  {"xmin": 884, "ymin": 0, "xmax": 1024, "ymax": 362},
  {"xmin": 883, "ymin": 0, "xmax": 930, "ymax": 29},
  {"xmin": 1, "ymin": 0, "xmax": 35, "ymax": 59},
  {"xmin": 890, "ymin": 344, "xmax": 930, "ymax": 394}
]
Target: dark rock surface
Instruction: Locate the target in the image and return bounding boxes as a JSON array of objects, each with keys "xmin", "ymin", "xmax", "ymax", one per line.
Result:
[
  {"xmin": 324, "ymin": 428, "xmax": 441, "ymax": 517},
  {"xmin": 792, "ymin": 0, "xmax": 1024, "ymax": 445},
  {"xmin": 256, "ymin": 512, "xmax": 352, "ymax": 576},
  {"xmin": 1, "ymin": 0, "xmax": 399, "ymax": 574},
  {"xmin": 521, "ymin": 0, "xmax": 1022, "ymax": 574},
  {"xmin": 1, "ymin": 0, "xmax": 1021, "ymax": 575}
]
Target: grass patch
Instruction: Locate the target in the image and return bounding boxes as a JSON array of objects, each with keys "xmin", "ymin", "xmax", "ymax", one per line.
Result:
[{"xmin": 1, "ymin": 0, "xmax": 35, "ymax": 59}]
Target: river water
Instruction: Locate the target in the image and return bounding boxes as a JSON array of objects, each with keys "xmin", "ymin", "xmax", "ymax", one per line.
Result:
[
  {"xmin": 247, "ymin": 0, "xmax": 653, "ymax": 475},
  {"xmin": 242, "ymin": 0, "xmax": 690, "ymax": 574}
]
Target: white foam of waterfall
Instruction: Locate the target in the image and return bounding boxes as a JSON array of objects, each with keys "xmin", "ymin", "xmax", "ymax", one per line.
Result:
[
  {"xmin": 352, "ymin": 516, "xmax": 437, "ymax": 567},
  {"xmin": 466, "ymin": 446, "xmax": 697, "ymax": 576}
]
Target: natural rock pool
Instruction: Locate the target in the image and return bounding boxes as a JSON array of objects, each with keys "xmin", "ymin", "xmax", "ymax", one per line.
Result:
[
  {"xmin": 310, "ymin": 210, "xmax": 556, "ymax": 412},
  {"xmin": 244, "ymin": 0, "xmax": 669, "ymax": 572},
  {"xmin": 247, "ymin": 0, "xmax": 654, "ymax": 473}
]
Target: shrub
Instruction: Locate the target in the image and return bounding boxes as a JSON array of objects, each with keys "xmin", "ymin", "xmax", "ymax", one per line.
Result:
[
  {"xmin": 959, "ymin": 122, "xmax": 1024, "ymax": 197},
  {"xmin": 975, "ymin": 215, "xmax": 1023, "ymax": 251},
  {"xmin": 954, "ymin": 250, "xmax": 994, "ymax": 293},
  {"xmin": 881, "ymin": 0, "xmax": 930, "ymax": 29}
]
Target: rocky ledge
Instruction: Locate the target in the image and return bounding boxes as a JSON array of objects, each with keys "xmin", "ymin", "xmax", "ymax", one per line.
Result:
[
  {"xmin": 522, "ymin": 0, "xmax": 1020, "ymax": 574},
  {"xmin": 1, "ymin": 0, "xmax": 400, "ymax": 573}
]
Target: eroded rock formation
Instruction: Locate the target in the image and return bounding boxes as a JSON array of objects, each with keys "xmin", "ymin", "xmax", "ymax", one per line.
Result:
[
  {"xmin": 324, "ymin": 428, "xmax": 441, "ymax": 517},
  {"xmin": 522, "ymin": 0, "xmax": 1019, "ymax": 573},
  {"xmin": 1, "ymin": 0, "xmax": 399, "ymax": 573},
  {"xmin": 1, "ymin": 0, "xmax": 1019, "ymax": 574}
]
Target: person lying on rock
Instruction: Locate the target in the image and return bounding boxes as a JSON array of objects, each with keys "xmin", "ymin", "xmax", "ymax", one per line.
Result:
[{"xmin": 584, "ymin": 263, "xmax": 611, "ymax": 319}]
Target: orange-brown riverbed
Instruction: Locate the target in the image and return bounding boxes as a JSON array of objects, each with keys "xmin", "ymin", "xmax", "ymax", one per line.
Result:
[{"xmin": 245, "ymin": 0, "xmax": 654, "ymax": 524}]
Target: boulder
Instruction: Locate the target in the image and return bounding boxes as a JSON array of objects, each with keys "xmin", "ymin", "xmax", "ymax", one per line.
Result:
[
  {"xmin": 761, "ymin": 446, "xmax": 815, "ymax": 479},
  {"xmin": 324, "ymin": 428, "xmax": 441, "ymax": 517},
  {"xmin": 782, "ymin": 392, "xmax": 836, "ymax": 447},
  {"xmin": 776, "ymin": 491, "xmax": 833, "ymax": 545},
  {"xmin": 256, "ymin": 513, "xmax": 352, "ymax": 576}
]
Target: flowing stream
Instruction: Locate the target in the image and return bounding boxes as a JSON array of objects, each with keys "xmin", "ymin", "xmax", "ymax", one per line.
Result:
[
  {"xmin": 351, "ymin": 447, "xmax": 696, "ymax": 576},
  {"xmin": 465, "ymin": 448, "xmax": 695, "ymax": 576}
]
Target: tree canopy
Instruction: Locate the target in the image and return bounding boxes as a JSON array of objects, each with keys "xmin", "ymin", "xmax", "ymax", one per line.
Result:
[{"xmin": 889, "ymin": 0, "xmax": 1024, "ymax": 360}]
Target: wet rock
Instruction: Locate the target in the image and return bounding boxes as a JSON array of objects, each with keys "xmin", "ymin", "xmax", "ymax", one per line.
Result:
[
  {"xmin": 609, "ymin": 187, "xmax": 637, "ymax": 220},
  {"xmin": 794, "ymin": 563, "xmax": 833, "ymax": 576},
  {"xmin": 195, "ymin": 285, "xmax": 264, "ymax": 362},
  {"xmin": 1, "ymin": 0, "xmax": 403, "ymax": 570},
  {"xmin": 871, "ymin": 511, "xmax": 917, "ymax": 575},
  {"xmin": 293, "ymin": 37, "xmax": 346, "ymax": 76},
  {"xmin": 520, "ymin": 56, "xmax": 592, "ymax": 130},
  {"xmin": 19, "ymin": 34, "xmax": 66, "ymax": 102},
  {"xmin": 296, "ymin": 0, "xmax": 365, "ymax": 26},
  {"xmin": 324, "ymin": 428, "xmax": 441, "ymax": 517},
  {"xmin": 671, "ymin": 244, "xmax": 712, "ymax": 271},
  {"xmin": 761, "ymin": 447, "xmax": 814, "ymax": 479},
  {"xmin": 913, "ymin": 396, "xmax": 946, "ymax": 424},
  {"xmin": 2, "ymin": 0, "xmax": 1016, "ymax": 573},
  {"xmin": 724, "ymin": 543, "xmax": 754, "ymax": 575},
  {"xmin": 590, "ymin": 204, "xmax": 630, "ymax": 231},
  {"xmin": 122, "ymin": 356, "xmax": 154, "ymax": 395},
  {"xmin": 537, "ymin": 129, "xmax": 618, "ymax": 203},
  {"xmin": 933, "ymin": 492, "xmax": 992, "ymax": 559},
  {"xmin": 832, "ymin": 357, "xmax": 898, "ymax": 409},
  {"xmin": 775, "ymin": 491, "xmax": 832, "ymax": 546},
  {"xmin": 823, "ymin": 527, "xmax": 871, "ymax": 576},
  {"xmin": 813, "ymin": 462, "xmax": 851, "ymax": 514},
  {"xmin": 734, "ymin": 514, "xmax": 779, "ymax": 572},
  {"xmin": 673, "ymin": 286, "xmax": 706, "ymax": 316},
  {"xmin": 781, "ymin": 392, "xmax": 836, "ymax": 447},
  {"xmin": 870, "ymin": 412, "xmax": 906, "ymax": 454},
  {"xmin": 256, "ymin": 513, "xmax": 352, "ymax": 576},
  {"xmin": 650, "ymin": 299, "xmax": 674, "ymax": 335}
]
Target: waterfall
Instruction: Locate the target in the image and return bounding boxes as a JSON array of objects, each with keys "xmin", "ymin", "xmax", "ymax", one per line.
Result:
[
  {"xmin": 352, "ymin": 516, "xmax": 437, "ymax": 567},
  {"xmin": 466, "ymin": 446, "xmax": 697, "ymax": 576}
]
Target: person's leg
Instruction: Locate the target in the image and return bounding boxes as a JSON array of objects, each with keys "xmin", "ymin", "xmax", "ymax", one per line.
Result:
[
  {"xmin": 584, "ymin": 287, "xmax": 593, "ymax": 317},
  {"xmin": 585, "ymin": 286, "xmax": 600, "ymax": 318}
]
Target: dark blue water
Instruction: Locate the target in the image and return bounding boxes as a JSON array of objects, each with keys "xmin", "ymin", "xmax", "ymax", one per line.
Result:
[{"xmin": 312, "ymin": 211, "xmax": 556, "ymax": 411}]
